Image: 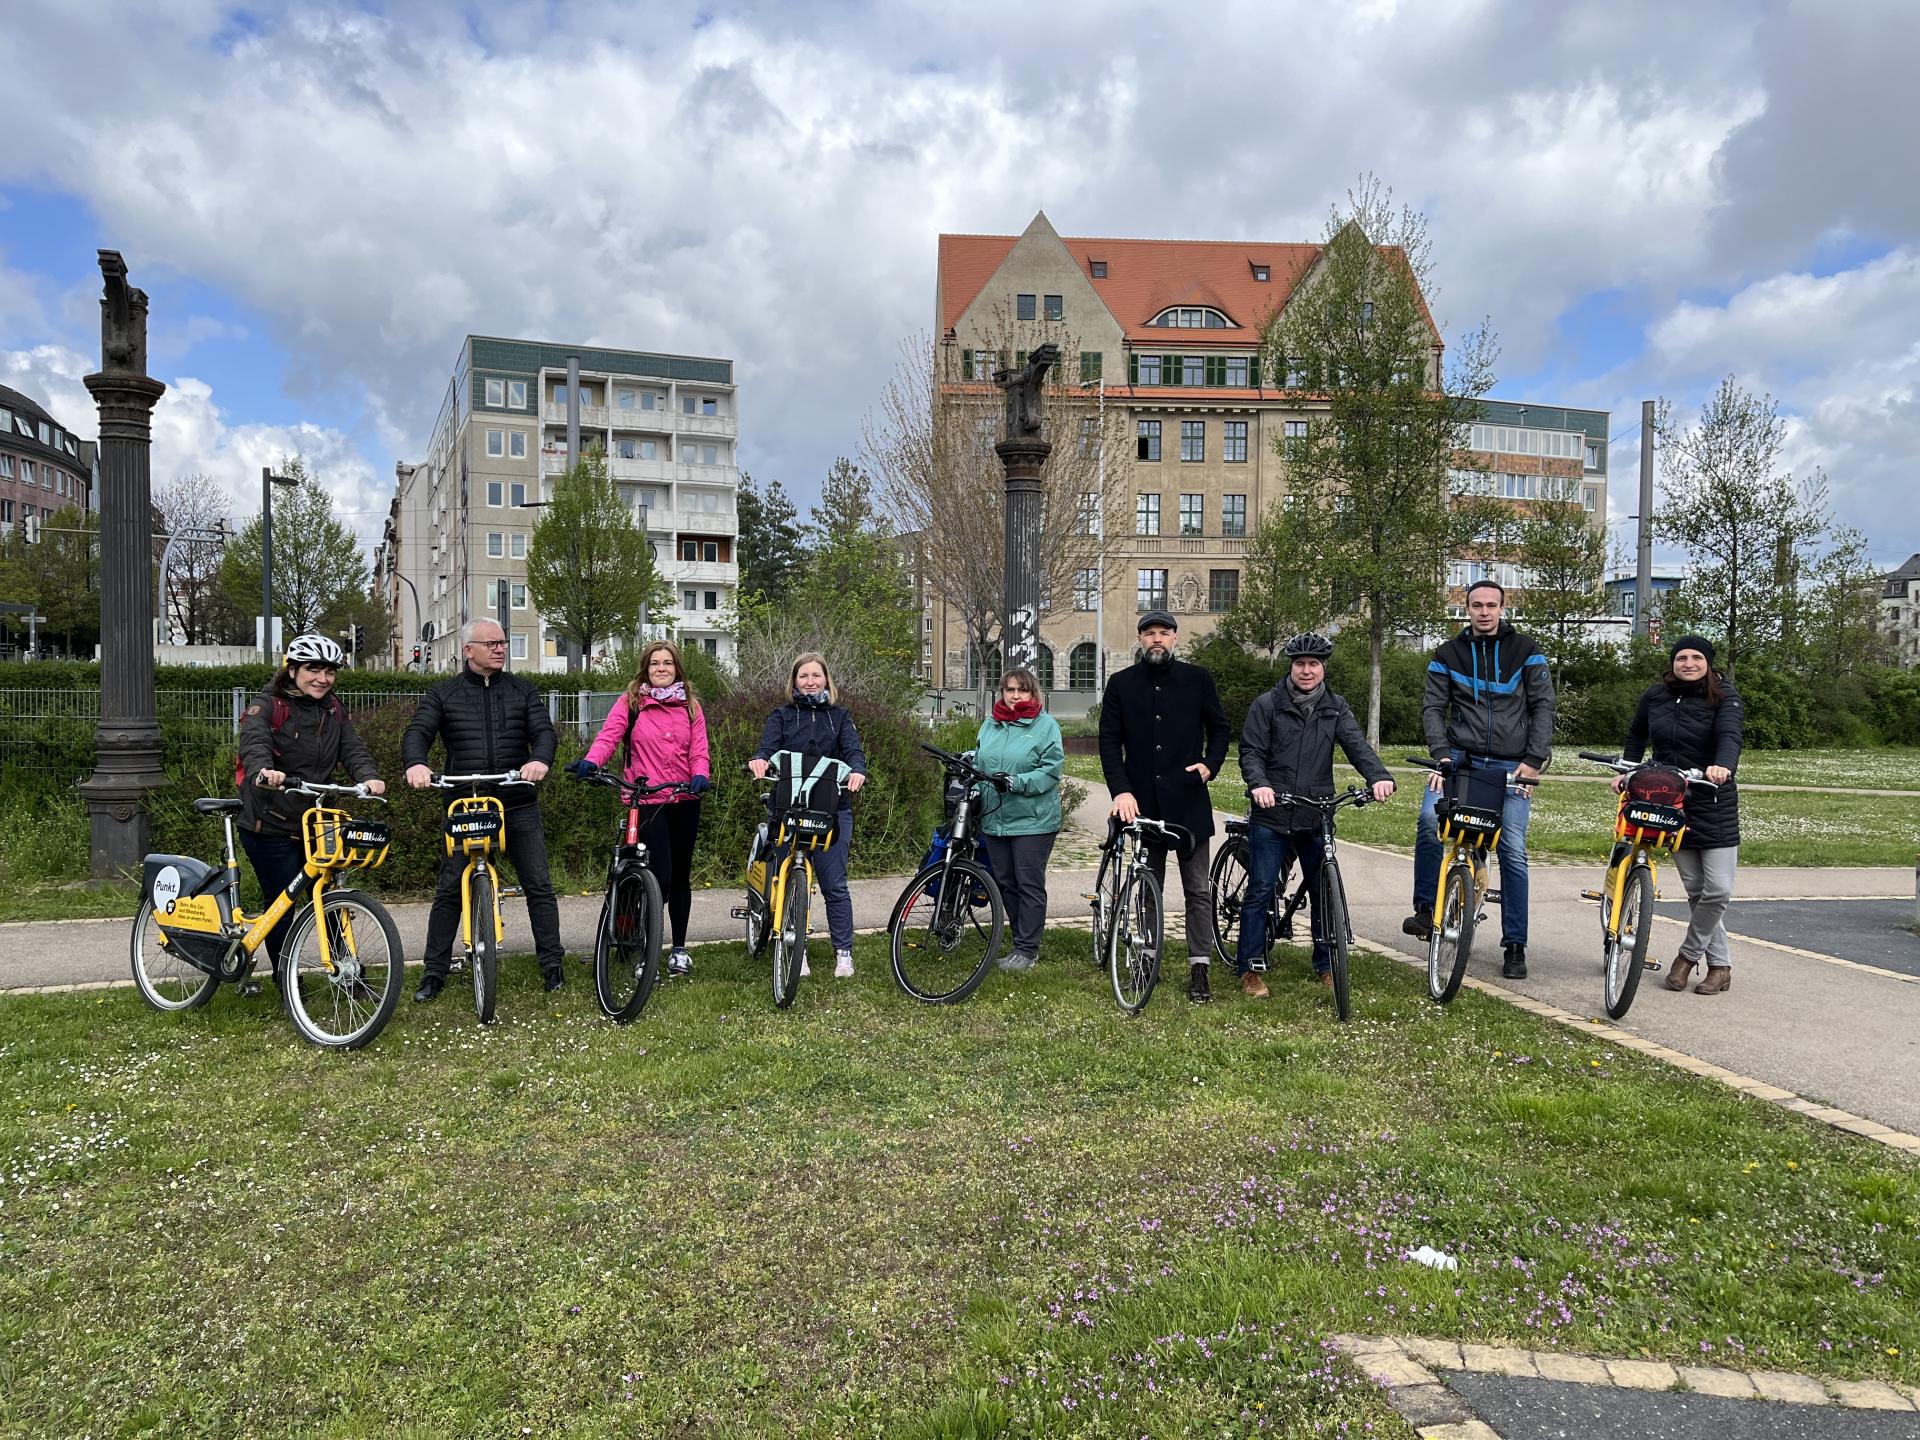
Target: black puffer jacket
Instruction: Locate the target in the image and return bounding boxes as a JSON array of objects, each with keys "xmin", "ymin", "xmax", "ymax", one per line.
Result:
[
  {"xmin": 236, "ymin": 685, "xmax": 380, "ymax": 836},
  {"xmin": 1622, "ymin": 675, "xmax": 1743, "ymax": 848},
  {"xmin": 1424, "ymin": 621, "xmax": 1555, "ymax": 769},
  {"xmin": 1239, "ymin": 683, "xmax": 1391, "ymax": 833},
  {"xmin": 401, "ymin": 665, "xmax": 557, "ymax": 807}
]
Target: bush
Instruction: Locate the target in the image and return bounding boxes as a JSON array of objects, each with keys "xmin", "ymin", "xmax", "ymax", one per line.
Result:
[
  {"xmin": 1873, "ymin": 669, "xmax": 1920, "ymax": 745},
  {"xmin": 1731, "ymin": 662, "xmax": 1815, "ymax": 749}
]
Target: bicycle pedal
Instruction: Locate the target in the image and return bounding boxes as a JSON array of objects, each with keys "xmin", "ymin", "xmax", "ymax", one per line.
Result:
[
  {"xmin": 729, "ymin": 906, "xmax": 749, "ymax": 919},
  {"xmin": 1485, "ymin": 889, "xmax": 1502, "ymax": 904},
  {"xmin": 1579, "ymin": 889, "xmax": 1604, "ymax": 902}
]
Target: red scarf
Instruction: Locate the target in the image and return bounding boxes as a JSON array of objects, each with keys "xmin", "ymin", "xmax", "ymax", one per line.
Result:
[{"xmin": 993, "ymin": 695, "xmax": 1042, "ymax": 724}]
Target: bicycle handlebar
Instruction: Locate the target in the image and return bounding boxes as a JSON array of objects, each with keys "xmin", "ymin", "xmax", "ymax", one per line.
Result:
[
  {"xmin": 919, "ymin": 742, "xmax": 1011, "ymax": 792},
  {"xmin": 273, "ymin": 777, "xmax": 388, "ymax": 804},
  {"xmin": 1577, "ymin": 752, "xmax": 1718, "ymax": 789},
  {"xmin": 1265, "ymin": 787, "xmax": 1379, "ymax": 811},
  {"xmin": 1402, "ymin": 755, "xmax": 1531, "ymax": 794},
  {"xmin": 573, "ymin": 770, "xmax": 699, "ymax": 804},
  {"xmin": 431, "ymin": 771, "xmax": 534, "ymax": 788}
]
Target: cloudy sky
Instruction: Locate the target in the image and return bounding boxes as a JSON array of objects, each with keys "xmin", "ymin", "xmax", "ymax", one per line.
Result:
[{"xmin": 2, "ymin": 0, "xmax": 1915, "ymax": 572}]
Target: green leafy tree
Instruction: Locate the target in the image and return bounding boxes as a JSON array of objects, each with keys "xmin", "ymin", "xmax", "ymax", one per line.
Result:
[
  {"xmin": 1219, "ymin": 504, "xmax": 1332, "ymax": 660},
  {"xmin": 736, "ymin": 469, "xmax": 804, "ymax": 606},
  {"xmin": 525, "ymin": 452, "xmax": 665, "ymax": 671},
  {"xmin": 1258, "ymin": 176, "xmax": 1497, "ymax": 742},
  {"xmin": 0, "ymin": 504, "xmax": 100, "ymax": 655},
  {"xmin": 219, "ymin": 459, "xmax": 369, "ymax": 641},
  {"xmin": 1512, "ymin": 499, "xmax": 1610, "ymax": 665}
]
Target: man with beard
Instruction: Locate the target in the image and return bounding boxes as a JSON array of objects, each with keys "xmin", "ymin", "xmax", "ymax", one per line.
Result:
[{"xmin": 1097, "ymin": 610, "xmax": 1231, "ymax": 1002}]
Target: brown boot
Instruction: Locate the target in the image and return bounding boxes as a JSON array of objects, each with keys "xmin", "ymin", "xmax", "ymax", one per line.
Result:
[
  {"xmin": 1318, "ymin": 970, "xmax": 1334, "ymax": 990},
  {"xmin": 1663, "ymin": 957, "xmax": 1696, "ymax": 992},
  {"xmin": 1240, "ymin": 971, "xmax": 1270, "ymax": 1000},
  {"xmin": 1694, "ymin": 967, "xmax": 1732, "ymax": 995}
]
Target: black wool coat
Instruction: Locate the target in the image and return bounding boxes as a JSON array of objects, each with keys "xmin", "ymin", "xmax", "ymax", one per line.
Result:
[
  {"xmin": 1098, "ymin": 658, "xmax": 1230, "ymax": 842},
  {"xmin": 1622, "ymin": 676, "xmax": 1744, "ymax": 848}
]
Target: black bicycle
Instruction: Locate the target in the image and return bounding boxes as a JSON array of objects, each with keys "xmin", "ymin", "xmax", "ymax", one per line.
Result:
[
  {"xmin": 1254, "ymin": 789, "xmax": 1381, "ymax": 1021},
  {"xmin": 571, "ymin": 769, "xmax": 697, "ymax": 1022},
  {"xmin": 887, "ymin": 744, "xmax": 1009, "ymax": 1004},
  {"xmin": 1208, "ymin": 821, "xmax": 1314, "ymax": 970}
]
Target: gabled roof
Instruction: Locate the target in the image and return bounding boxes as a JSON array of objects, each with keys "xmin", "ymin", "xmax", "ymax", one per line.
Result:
[{"xmin": 938, "ymin": 223, "xmax": 1439, "ymax": 347}]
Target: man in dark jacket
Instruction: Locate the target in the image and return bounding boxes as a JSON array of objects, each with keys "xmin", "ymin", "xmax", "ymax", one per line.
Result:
[
  {"xmin": 1236, "ymin": 633, "xmax": 1394, "ymax": 997},
  {"xmin": 1099, "ymin": 610, "xmax": 1230, "ymax": 1002},
  {"xmin": 402, "ymin": 618, "xmax": 564, "ymax": 1000},
  {"xmin": 1404, "ymin": 580, "xmax": 1555, "ymax": 978}
]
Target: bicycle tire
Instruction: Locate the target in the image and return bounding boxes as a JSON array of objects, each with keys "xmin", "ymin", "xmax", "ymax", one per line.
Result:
[
  {"xmin": 470, "ymin": 868, "xmax": 499, "ymax": 1024},
  {"xmin": 1208, "ymin": 835, "xmax": 1256, "ymax": 967},
  {"xmin": 1604, "ymin": 863, "xmax": 1654, "ymax": 1020},
  {"xmin": 1427, "ymin": 862, "xmax": 1475, "ymax": 1005},
  {"xmin": 596, "ymin": 866, "xmax": 664, "ymax": 1023},
  {"xmin": 1321, "ymin": 859, "xmax": 1351, "ymax": 1023},
  {"xmin": 280, "ymin": 889, "xmax": 404, "ymax": 1050},
  {"xmin": 129, "ymin": 899, "xmax": 220, "ymax": 1012},
  {"xmin": 888, "ymin": 859, "xmax": 1003, "ymax": 1004},
  {"xmin": 770, "ymin": 859, "xmax": 808, "ymax": 1010},
  {"xmin": 1089, "ymin": 844, "xmax": 1120, "ymax": 968},
  {"xmin": 1108, "ymin": 867, "xmax": 1164, "ymax": 1015}
]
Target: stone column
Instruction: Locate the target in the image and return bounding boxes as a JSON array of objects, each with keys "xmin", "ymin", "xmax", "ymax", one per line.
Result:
[
  {"xmin": 77, "ymin": 251, "xmax": 168, "ymax": 877},
  {"xmin": 995, "ymin": 436, "xmax": 1050, "ymax": 672}
]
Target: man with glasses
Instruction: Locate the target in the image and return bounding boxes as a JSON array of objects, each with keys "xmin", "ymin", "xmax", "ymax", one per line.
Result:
[{"xmin": 402, "ymin": 618, "xmax": 565, "ymax": 1000}]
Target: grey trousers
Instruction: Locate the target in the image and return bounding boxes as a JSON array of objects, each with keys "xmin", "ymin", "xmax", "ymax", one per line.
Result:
[
  {"xmin": 1672, "ymin": 845, "xmax": 1738, "ymax": 970},
  {"xmin": 1144, "ymin": 834, "xmax": 1215, "ymax": 964},
  {"xmin": 981, "ymin": 830, "xmax": 1057, "ymax": 957}
]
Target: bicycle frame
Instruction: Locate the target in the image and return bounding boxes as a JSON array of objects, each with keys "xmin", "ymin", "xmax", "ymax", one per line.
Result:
[{"xmin": 445, "ymin": 794, "xmax": 507, "ymax": 953}]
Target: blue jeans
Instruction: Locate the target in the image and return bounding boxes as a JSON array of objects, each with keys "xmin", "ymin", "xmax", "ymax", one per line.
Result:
[
  {"xmin": 1236, "ymin": 825, "xmax": 1329, "ymax": 974},
  {"xmin": 1412, "ymin": 752, "xmax": 1533, "ymax": 948},
  {"xmin": 810, "ymin": 809, "xmax": 854, "ymax": 951}
]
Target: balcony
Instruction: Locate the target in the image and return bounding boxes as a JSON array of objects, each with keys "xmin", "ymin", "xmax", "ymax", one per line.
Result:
[
  {"xmin": 607, "ymin": 456, "xmax": 676, "ymax": 484},
  {"xmin": 608, "ymin": 406, "xmax": 675, "ymax": 432},
  {"xmin": 671, "ymin": 510, "xmax": 739, "ymax": 538},
  {"xmin": 669, "ymin": 560, "xmax": 737, "ymax": 585},
  {"xmin": 1124, "ymin": 535, "xmax": 1246, "ymax": 556},
  {"xmin": 676, "ymin": 412, "xmax": 737, "ymax": 439},
  {"xmin": 543, "ymin": 404, "xmax": 611, "ymax": 429}
]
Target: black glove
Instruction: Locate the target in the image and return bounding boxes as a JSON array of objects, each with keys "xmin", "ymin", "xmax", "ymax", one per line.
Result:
[
  {"xmin": 565, "ymin": 758, "xmax": 600, "ymax": 779},
  {"xmin": 688, "ymin": 774, "xmax": 711, "ymax": 795}
]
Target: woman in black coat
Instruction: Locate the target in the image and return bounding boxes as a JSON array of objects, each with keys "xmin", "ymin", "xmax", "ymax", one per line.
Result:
[{"xmin": 1618, "ymin": 635, "xmax": 1743, "ymax": 995}]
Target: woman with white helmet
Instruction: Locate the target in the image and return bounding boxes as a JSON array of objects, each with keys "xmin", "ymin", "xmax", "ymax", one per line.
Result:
[{"xmin": 233, "ymin": 633, "xmax": 385, "ymax": 990}]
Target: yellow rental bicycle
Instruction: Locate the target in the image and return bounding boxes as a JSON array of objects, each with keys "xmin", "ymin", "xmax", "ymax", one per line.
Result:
[
  {"xmin": 733, "ymin": 750, "xmax": 849, "ymax": 1009},
  {"xmin": 429, "ymin": 770, "xmax": 532, "ymax": 1024},
  {"xmin": 1578, "ymin": 752, "xmax": 1714, "ymax": 1020},
  {"xmin": 132, "ymin": 779, "xmax": 402, "ymax": 1050},
  {"xmin": 1406, "ymin": 756, "xmax": 1514, "ymax": 1005}
]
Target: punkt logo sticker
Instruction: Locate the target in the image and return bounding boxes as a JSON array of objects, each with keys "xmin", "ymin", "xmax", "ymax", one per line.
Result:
[{"xmin": 151, "ymin": 865, "xmax": 182, "ymax": 913}]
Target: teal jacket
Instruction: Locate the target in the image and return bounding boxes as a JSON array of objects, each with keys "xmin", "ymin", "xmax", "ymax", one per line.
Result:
[{"xmin": 973, "ymin": 712, "xmax": 1065, "ymax": 837}]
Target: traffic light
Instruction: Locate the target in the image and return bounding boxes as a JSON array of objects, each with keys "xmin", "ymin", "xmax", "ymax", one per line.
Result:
[{"xmin": 412, "ymin": 645, "xmax": 422, "ymax": 664}]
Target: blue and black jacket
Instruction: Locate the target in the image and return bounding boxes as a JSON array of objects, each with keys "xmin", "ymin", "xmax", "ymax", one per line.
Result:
[{"xmin": 1422, "ymin": 622, "xmax": 1555, "ymax": 770}]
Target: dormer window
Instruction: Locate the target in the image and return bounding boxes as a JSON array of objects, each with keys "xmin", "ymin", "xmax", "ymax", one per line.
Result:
[
  {"xmin": 1252, "ymin": 264, "xmax": 1270, "ymax": 281},
  {"xmin": 1148, "ymin": 306, "xmax": 1234, "ymax": 329},
  {"xmin": 1090, "ymin": 260, "xmax": 1108, "ymax": 278}
]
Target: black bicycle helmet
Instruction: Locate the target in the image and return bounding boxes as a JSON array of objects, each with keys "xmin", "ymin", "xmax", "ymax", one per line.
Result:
[{"xmin": 1283, "ymin": 631, "xmax": 1334, "ymax": 660}]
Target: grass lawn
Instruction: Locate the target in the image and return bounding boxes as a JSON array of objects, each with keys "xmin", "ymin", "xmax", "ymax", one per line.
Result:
[
  {"xmin": 1064, "ymin": 756, "xmax": 1920, "ymax": 869},
  {"xmin": 3, "ymin": 928, "xmax": 1916, "ymax": 1438}
]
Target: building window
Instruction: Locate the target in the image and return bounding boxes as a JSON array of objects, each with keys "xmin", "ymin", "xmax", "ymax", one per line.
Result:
[
  {"xmin": 487, "ymin": 481, "xmax": 504, "ymax": 507},
  {"xmin": 1134, "ymin": 354, "xmax": 1162, "ymax": 386},
  {"xmin": 507, "ymin": 380, "xmax": 527, "ymax": 408},
  {"xmin": 1225, "ymin": 356, "xmax": 1249, "ymax": 387},
  {"xmin": 1043, "ymin": 294, "xmax": 1063, "ymax": 322},
  {"xmin": 1583, "ymin": 485, "xmax": 1599, "ymax": 511},
  {"xmin": 1179, "ymin": 493, "xmax": 1204, "ymax": 534},
  {"xmin": 1209, "ymin": 570, "xmax": 1240, "ymax": 612},
  {"xmin": 487, "ymin": 532, "xmax": 504, "ymax": 558},
  {"xmin": 512, "ymin": 583, "xmax": 527, "ymax": 609},
  {"xmin": 703, "ymin": 541, "xmax": 719, "ymax": 562},
  {"xmin": 486, "ymin": 430, "xmax": 504, "ymax": 457},
  {"xmin": 1284, "ymin": 420, "xmax": 1308, "ymax": 441},
  {"xmin": 1150, "ymin": 307, "xmax": 1233, "ymax": 329},
  {"xmin": 509, "ymin": 432, "xmax": 527, "ymax": 459},
  {"xmin": 511, "ymin": 634, "xmax": 528, "ymax": 660},
  {"xmin": 681, "ymin": 540, "xmax": 697, "ymax": 561},
  {"xmin": 1090, "ymin": 260, "xmax": 1108, "ymax": 278},
  {"xmin": 1080, "ymin": 351, "xmax": 1103, "ymax": 382},
  {"xmin": 485, "ymin": 378, "xmax": 505, "ymax": 406},
  {"xmin": 1136, "ymin": 420, "xmax": 1161, "ymax": 462},
  {"xmin": 509, "ymin": 482, "xmax": 527, "ymax": 506},
  {"xmin": 617, "ymin": 438, "xmax": 636, "ymax": 460},
  {"xmin": 640, "ymin": 440, "xmax": 658, "ymax": 460},
  {"xmin": 511, "ymin": 533, "xmax": 527, "ymax": 558},
  {"xmin": 1180, "ymin": 422, "xmax": 1205, "ymax": 463},
  {"xmin": 682, "ymin": 589, "xmax": 697, "ymax": 611},
  {"xmin": 1015, "ymin": 293, "xmax": 1036, "ymax": 321},
  {"xmin": 704, "ymin": 590, "xmax": 718, "ymax": 610},
  {"xmin": 552, "ymin": 384, "xmax": 569, "ymax": 405},
  {"xmin": 1182, "ymin": 355, "xmax": 1205, "ymax": 386},
  {"xmin": 1135, "ymin": 493, "xmax": 1161, "ymax": 535},
  {"xmin": 1136, "ymin": 569, "xmax": 1168, "ymax": 612},
  {"xmin": 1222, "ymin": 494, "xmax": 1247, "ymax": 536},
  {"xmin": 1073, "ymin": 567, "xmax": 1099, "ymax": 611},
  {"xmin": 1069, "ymin": 642, "xmax": 1097, "ymax": 690},
  {"xmin": 1585, "ymin": 441, "xmax": 1602, "ymax": 471},
  {"xmin": 1076, "ymin": 490, "xmax": 1098, "ymax": 534},
  {"xmin": 1223, "ymin": 422, "xmax": 1248, "ymax": 463},
  {"xmin": 0, "ymin": 456, "xmax": 11, "ymax": 478},
  {"xmin": 1253, "ymin": 264, "xmax": 1270, "ymax": 281}
]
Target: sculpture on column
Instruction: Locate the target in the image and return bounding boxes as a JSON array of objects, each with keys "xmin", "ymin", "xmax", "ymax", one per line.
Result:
[
  {"xmin": 994, "ymin": 343, "xmax": 1059, "ymax": 442},
  {"xmin": 98, "ymin": 251, "xmax": 151, "ymax": 376},
  {"xmin": 992, "ymin": 344, "xmax": 1058, "ymax": 673}
]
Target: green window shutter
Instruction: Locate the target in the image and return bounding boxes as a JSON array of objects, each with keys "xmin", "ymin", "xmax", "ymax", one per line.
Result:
[
  {"xmin": 1163, "ymin": 355, "xmax": 1180, "ymax": 385},
  {"xmin": 1081, "ymin": 351, "xmax": 1102, "ymax": 382},
  {"xmin": 961, "ymin": 349, "xmax": 974, "ymax": 381},
  {"xmin": 1205, "ymin": 356, "xmax": 1226, "ymax": 386},
  {"xmin": 1249, "ymin": 355, "xmax": 1261, "ymax": 388},
  {"xmin": 1128, "ymin": 352, "xmax": 1138, "ymax": 385}
]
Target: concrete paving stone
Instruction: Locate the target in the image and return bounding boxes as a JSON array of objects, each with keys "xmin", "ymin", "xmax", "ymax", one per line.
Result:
[
  {"xmin": 1331, "ymin": 1333, "xmax": 1403, "ymax": 1356},
  {"xmin": 1750, "ymin": 1370, "xmax": 1833, "ymax": 1405},
  {"xmin": 1364, "ymin": 1354, "xmax": 1441, "ymax": 1389},
  {"xmin": 1737, "ymin": 1082, "xmax": 1800, "ymax": 1101},
  {"xmin": 1532, "ymin": 1353, "xmax": 1613, "ymax": 1384},
  {"xmin": 1415, "ymin": 1423, "xmax": 1503, "ymax": 1440},
  {"xmin": 1606, "ymin": 1358, "xmax": 1680, "ymax": 1390},
  {"xmin": 1459, "ymin": 1344, "xmax": 1538, "ymax": 1377},
  {"xmin": 1398, "ymin": 1337, "xmax": 1465, "ymax": 1371},
  {"xmin": 1834, "ymin": 1117, "xmax": 1895, "ymax": 1138},
  {"xmin": 1388, "ymin": 1383, "xmax": 1475, "ymax": 1428},
  {"xmin": 1678, "ymin": 1365, "xmax": 1757, "ymax": 1399},
  {"xmin": 1826, "ymin": 1379, "xmax": 1915, "ymax": 1411},
  {"xmin": 1874, "ymin": 1131, "xmax": 1920, "ymax": 1150}
]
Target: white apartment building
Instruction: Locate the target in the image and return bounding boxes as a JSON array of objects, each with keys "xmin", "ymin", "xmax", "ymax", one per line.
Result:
[{"xmin": 387, "ymin": 335, "xmax": 740, "ymax": 672}]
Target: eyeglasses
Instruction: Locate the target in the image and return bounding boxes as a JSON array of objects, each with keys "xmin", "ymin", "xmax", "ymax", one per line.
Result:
[{"xmin": 472, "ymin": 640, "xmax": 508, "ymax": 650}]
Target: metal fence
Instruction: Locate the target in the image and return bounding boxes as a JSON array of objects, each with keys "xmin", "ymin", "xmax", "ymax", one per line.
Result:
[{"xmin": 0, "ymin": 687, "xmax": 630, "ymax": 783}]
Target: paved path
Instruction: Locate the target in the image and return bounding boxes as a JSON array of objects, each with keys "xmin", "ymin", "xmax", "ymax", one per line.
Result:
[{"xmin": 1446, "ymin": 1371, "xmax": 1920, "ymax": 1440}]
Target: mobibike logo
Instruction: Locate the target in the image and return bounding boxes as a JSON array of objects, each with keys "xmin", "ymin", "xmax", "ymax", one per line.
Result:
[{"xmin": 151, "ymin": 865, "xmax": 182, "ymax": 914}]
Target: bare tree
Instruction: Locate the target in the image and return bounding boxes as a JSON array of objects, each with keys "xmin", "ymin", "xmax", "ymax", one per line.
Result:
[
  {"xmin": 864, "ymin": 323, "xmax": 1128, "ymax": 711},
  {"xmin": 154, "ymin": 472, "xmax": 237, "ymax": 645}
]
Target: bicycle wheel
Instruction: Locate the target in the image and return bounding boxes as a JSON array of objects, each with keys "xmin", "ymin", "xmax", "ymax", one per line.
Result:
[
  {"xmin": 469, "ymin": 868, "xmax": 499, "ymax": 1024},
  {"xmin": 1089, "ymin": 844, "xmax": 1120, "ymax": 968},
  {"xmin": 1427, "ymin": 861, "xmax": 1475, "ymax": 1005},
  {"xmin": 1320, "ymin": 859, "xmax": 1351, "ymax": 1023},
  {"xmin": 1108, "ymin": 868, "xmax": 1164, "ymax": 1015},
  {"xmin": 279, "ymin": 889, "xmax": 404, "ymax": 1050},
  {"xmin": 1208, "ymin": 835, "xmax": 1252, "ymax": 967},
  {"xmin": 889, "ymin": 860, "xmax": 1003, "ymax": 1004},
  {"xmin": 1603, "ymin": 862, "xmax": 1654, "ymax": 1020},
  {"xmin": 595, "ymin": 866, "xmax": 664, "ymax": 1023},
  {"xmin": 129, "ymin": 899, "xmax": 219, "ymax": 1012},
  {"xmin": 770, "ymin": 860, "xmax": 809, "ymax": 1010}
]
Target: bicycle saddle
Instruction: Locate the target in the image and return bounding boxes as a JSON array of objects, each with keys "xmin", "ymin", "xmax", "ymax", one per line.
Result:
[{"xmin": 194, "ymin": 797, "xmax": 244, "ymax": 814}]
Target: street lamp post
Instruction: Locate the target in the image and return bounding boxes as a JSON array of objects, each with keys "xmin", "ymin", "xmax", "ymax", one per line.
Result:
[
  {"xmin": 155, "ymin": 523, "xmax": 227, "ymax": 645},
  {"xmin": 260, "ymin": 466, "xmax": 296, "ymax": 662},
  {"xmin": 77, "ymin": 251, "xmax": 168, "ymax": 877}
]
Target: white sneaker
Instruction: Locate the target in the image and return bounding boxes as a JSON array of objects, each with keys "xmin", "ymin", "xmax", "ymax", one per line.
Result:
[
  {"xmin": 799, "ymin": 955, "xmax": 811, "ymax": 978},
  {"xmin": 833, "ymin": 950, "xmax": 854, "ymax": 979}
]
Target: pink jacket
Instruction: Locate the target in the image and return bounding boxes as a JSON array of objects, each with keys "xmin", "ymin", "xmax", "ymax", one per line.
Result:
[{"xmin": 584, "ymin": 691, "xmax": 710, "ymax": 803}]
